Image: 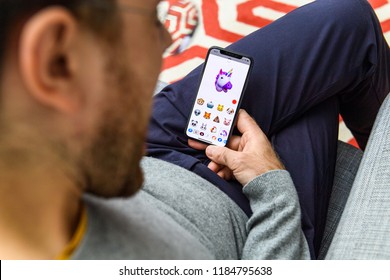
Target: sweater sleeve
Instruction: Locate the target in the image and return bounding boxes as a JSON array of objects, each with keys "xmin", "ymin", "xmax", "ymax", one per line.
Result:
[{"xmin": 241, "ymin": 170, "xmax": 310, "ymax": 259}]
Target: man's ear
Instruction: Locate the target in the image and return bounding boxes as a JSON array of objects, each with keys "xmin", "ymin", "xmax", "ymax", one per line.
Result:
[{"xmin": 19, "ymin": 7, "xmax": 82, "ymax": 114}]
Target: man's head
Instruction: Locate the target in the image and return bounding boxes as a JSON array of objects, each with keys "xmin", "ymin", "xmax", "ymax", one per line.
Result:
[{"xmin": 0, "ymin": 0, "xmax": 171, "ymax": 198}]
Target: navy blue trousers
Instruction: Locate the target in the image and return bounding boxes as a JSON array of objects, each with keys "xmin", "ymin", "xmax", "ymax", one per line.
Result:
[{"xmin": 146, "ymin": 0, "xmax": 390, "ymax": 258}]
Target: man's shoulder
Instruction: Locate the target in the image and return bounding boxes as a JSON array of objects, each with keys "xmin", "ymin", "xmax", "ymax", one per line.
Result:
[
  {"xmin": 140, "ymin": 156, "xmax": 232, "ymax": 203},
  {"xmin": 139, "ymin": 157, "xmax": 249, "ymax": 259},
  {"xmin": 140, "ymin": 157, "xmax": 247, "ymax": 233},
  {"xmin": 72, "ymin": 193, "xmax": 213, "ymax": 260}
]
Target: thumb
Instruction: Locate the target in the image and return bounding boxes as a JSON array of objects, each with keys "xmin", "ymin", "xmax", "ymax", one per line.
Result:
[{"xmin": 206, "ymin": 145, "xmax": 236, "ymax": 167}]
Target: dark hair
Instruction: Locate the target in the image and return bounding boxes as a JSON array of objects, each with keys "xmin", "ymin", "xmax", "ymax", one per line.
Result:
[{"xmin": 0, "ymin": 0, "xmax": 118, "ymax": 71}]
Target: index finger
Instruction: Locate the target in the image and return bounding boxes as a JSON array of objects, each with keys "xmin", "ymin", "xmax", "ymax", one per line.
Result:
[{"xmin": 236, "ymin": 109, "xmax": 262, "ymax": 135}]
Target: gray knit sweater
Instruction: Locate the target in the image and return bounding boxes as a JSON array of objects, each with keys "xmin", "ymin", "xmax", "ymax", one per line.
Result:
[{"xmin": 71, "ymin": 157, "xmax": 310, "ymax": 259}]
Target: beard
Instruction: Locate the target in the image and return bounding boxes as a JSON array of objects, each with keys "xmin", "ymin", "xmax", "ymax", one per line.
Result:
[
  {"xmin": 81, "ymin": 112, "xmax": 146, "ymax": 198},
  {"xmin": 79, "ymin": 50, "xmax": 153, "ymax": 199}
]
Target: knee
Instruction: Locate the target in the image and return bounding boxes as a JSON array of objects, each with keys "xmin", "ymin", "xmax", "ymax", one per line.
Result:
[{"xmin": 308, "ymin": 0, "xmax": 377, "ymax": 35}]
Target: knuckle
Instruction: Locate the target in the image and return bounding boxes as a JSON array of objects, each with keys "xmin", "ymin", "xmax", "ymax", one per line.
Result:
[{"xmin": 230, "ymin": 153, "xmax": 244, "ymax": 168}]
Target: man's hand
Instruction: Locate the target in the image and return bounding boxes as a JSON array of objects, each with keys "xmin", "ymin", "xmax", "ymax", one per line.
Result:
[{"xmin": 189, "ymin": 110, "xmax": 285, "ymax": 186}]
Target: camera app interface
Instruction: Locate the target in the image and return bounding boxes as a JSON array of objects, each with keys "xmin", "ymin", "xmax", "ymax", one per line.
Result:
[{"xmin": 187, "ymin": 50, "xmax": 251, "ymax": 146}]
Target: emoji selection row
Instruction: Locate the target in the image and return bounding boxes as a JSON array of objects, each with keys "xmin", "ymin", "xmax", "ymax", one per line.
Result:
[
  {"xmin": 187, "ymin": 126, "xmax": 229, "ymax": 144},
  {"xmin": 190, "ymin": 117, "xmax": 232, "ymax": 128},
  {"xmin": 189, "ymin": 122, "xmax": 228, "ymax": 135},
  {"xmin": 196, "ymin": 98, "xmax": 236, "ymax": 114},
  {"xmin": 193, "ymin": 110, "xmax": 232, "ymax": 125}
]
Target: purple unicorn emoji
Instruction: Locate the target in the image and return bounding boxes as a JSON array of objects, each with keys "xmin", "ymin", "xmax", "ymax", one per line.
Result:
[{"xmin": 215, "ymin": 68, "xmax": 233, "ymax": 92}]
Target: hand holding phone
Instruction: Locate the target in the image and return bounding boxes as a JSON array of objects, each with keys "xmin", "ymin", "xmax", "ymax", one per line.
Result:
[
  {"xmin": 205, "ymin": 110, "xmax": 285, "ymax": 186},
  {"xmin": 185, "ymin": 47, "xmax": 253, "ymax": 147}
]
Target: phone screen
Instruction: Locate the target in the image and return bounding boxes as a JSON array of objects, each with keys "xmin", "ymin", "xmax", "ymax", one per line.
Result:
[{"xmin": 185, "ymin": 47, "xmax": 253, "ymax": 146}]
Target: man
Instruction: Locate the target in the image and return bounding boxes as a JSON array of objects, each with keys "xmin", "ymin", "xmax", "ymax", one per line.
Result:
[{"xmin": 0, "ymin": 0, "xmax": 309, "ymax": 259}]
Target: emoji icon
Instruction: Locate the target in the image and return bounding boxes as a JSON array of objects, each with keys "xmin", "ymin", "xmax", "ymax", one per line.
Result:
[
  {"xmin": 200, "ymin": 132, "xmax": 205, "ymax": 136},
  {"xmin": 217, "ymin": 104, "xmax": 224, "ymax": 112},
  {"xmin": 215, "ymin": 69, "xmax": 233, "ymax": 92},
  {"xmin": 200, "ymin": 123, "xmax": 207, "ymax": 130},
  {"xmin": 207, "ymin": 101, "xmax": 214, "ymax": 109},
  {"xmin": 210, "ymin": 126, "xmax": 217, "ymax": 133},
  {"xmin": 194, "ymin": 109, "xmax": 201, "ymax": 116},
  {"xmin": 213, "ymin": 116, "xmax": 220, "ymax": 123},
  {"xmin": 212, "ymin": 136, "xmax": 217, "ymax": 141},
  {"xmin": 197, "ymin": 98, "xmax": 205, "ymax": 105},
  {"xmin": 224, "ymin": 118, "xmax": 232, "ymax": 126},
  {"xmin": 220, "ymin": 130, "xmax": 228, "ymax": 137},
  {"xmin": 218, "ymin": 138, "xmax": 223, "ymax": 142},
  {"xmin": 188, "ymin": 128, "xmax": 193, "ymax": 133},
  {"xmin": 203, "ymin": 112, "xmax": 211, "ymax": 119},
  {"xmin": 191, "ymin": 120, "xmax": 198, "ymax": 127},
  {"xmin": 232, "ymin": 99, "xmax": 237, "ymax": 105},
  {"xmin": 226, "ymin": 108, "xmax": 234, "ymax": 115}
]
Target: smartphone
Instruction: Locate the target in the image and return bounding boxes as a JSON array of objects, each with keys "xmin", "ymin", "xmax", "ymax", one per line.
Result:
[{"xmin": 185, "ymin": 46, "xmax": 253, "ymax": 147}]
